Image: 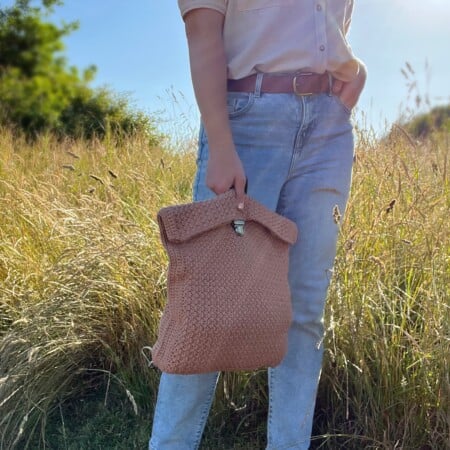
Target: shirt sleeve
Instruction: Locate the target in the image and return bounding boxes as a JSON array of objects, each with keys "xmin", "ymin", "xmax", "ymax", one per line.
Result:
[
  {"xmin": 178, "ymin": 0, "xmax": 226, "ymax": 18},
  {"xmin": 343, "ymin": 0, "xmax": 354, "ymax": 35}
]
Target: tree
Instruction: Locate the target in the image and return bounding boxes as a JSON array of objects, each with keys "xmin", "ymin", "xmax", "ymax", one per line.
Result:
[{"xmin": 0, "ymin": 0, "xmax": 158, "ymax": 141}]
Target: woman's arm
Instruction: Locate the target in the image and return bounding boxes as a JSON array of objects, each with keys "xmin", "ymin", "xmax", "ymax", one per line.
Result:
[{"xmin": 184, "ymin": 8, "xmax": 246, "ymax": 206}]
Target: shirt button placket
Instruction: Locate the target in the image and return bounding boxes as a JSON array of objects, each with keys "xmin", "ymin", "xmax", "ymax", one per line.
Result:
[{"xmin": 314, "ymin": 2, "xmax": 327, "ymax": 71}]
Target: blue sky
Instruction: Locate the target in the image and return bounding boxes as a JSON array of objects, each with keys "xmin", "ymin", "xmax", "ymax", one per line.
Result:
[{"xmin": 8, "ymin": 1, "xmax": 450, "ymax": 136}]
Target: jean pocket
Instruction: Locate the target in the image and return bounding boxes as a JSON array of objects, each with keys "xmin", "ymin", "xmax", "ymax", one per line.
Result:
[
  {"xmin": 332, "ymin": 95, "xmax": 352, "ymax": 115},
  {"xmin": 237, "ymin": 0, "xmax": 293, "ymax": 11},
  {"xmin": 227, "ymin": 92, "xmax": 255, "ymax": 119}
]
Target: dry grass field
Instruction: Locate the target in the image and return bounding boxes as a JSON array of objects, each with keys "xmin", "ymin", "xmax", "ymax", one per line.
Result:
[{"xmin": 0, "ymin": 124, "xmax": 448, "ymax": 449}]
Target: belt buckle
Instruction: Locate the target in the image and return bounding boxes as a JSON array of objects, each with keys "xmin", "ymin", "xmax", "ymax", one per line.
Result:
[{"xmin": 293, "ymin": 72, "xmax": 313, "ymax": 96}]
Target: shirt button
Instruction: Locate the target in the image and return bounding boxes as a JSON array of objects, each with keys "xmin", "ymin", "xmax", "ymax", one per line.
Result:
[
  {"xmin": 319, "ymin": 45, "xmax": 325, "ymax": 51},
  {"xmin": 316, "ymin": 4, "xmax": 322, "ymax": 11}
]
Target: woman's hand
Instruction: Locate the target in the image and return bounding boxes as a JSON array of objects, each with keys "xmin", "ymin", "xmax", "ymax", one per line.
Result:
[
  {"xmin": 332, "ymin": 62, "xmax": 367, "ymax": 111},
  {"xmin": 206, "ymin": 145, "xmax": 246, "ymax": 207}
]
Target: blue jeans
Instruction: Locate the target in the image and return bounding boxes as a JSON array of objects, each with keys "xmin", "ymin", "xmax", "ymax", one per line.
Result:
[{"xmin": 150, "ymin": 78, "xmax": 354, "ymax": 450}]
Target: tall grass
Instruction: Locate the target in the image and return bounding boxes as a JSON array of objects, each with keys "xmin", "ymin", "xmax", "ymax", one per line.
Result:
[
  {"xmin": 0, "ymin": 124, "xmax": 448, "ymax": 449},
  {"xmin": 0, "ymin": 129, "xmax": 195, "ymax": 449},
  {"xmin": 316, "ymin": 127, "xmax": 450, "ymax": 448}
]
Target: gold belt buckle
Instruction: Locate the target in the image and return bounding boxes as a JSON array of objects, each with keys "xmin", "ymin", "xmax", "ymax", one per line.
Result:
[{"xmin": 293, "ymin": 72, "xmax": 314, "ymax": 96}]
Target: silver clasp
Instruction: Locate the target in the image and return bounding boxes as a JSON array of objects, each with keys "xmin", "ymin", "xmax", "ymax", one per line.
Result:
[{"xmin": 232, "ymin": 219, "xmax": 245, "ymax": 236}]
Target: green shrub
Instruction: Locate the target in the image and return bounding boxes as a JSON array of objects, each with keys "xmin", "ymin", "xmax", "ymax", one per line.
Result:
[
  {"xmin": 406, "ymin": 104, "xmax": 450, "ymax": 138},
  {"xmin": 0, "ymin": 1, "xmax": 159, "ymax": 141}
]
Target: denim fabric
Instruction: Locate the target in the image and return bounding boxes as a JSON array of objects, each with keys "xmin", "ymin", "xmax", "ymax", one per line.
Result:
[{"xmin": 150, "ymin": 84, "xmax": 354, "ymax": 450}]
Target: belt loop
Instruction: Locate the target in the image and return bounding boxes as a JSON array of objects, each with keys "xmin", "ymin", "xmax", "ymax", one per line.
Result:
[
  {"xmin": 254, "ymin": 72, "xmax": 264, "ymax": 98},
  {"xmin": 327, "ymin": 72, "xmax": 333, "ymax": 97}
]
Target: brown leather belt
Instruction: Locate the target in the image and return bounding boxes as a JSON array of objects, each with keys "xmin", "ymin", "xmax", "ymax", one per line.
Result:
[{"xmin": 227, "ymin": 72, "xmax": 331, "ymax": 96}]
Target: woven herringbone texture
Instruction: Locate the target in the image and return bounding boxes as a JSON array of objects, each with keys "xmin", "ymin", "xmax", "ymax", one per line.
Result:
[{"xmin": 152, "ymin": 190, "xmax": 298, "ymax": 374}]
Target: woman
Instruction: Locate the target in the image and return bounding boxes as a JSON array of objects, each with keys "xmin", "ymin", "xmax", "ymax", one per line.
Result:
[{"xmin": 150, "ymin": 1, "xmax": 367, "ymax": 449}]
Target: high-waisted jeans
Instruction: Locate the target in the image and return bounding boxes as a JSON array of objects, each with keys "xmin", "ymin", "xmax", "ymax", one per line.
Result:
[{"xmin": 150, "ymin": 79, "xmax": 355, "ymax": 450}]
